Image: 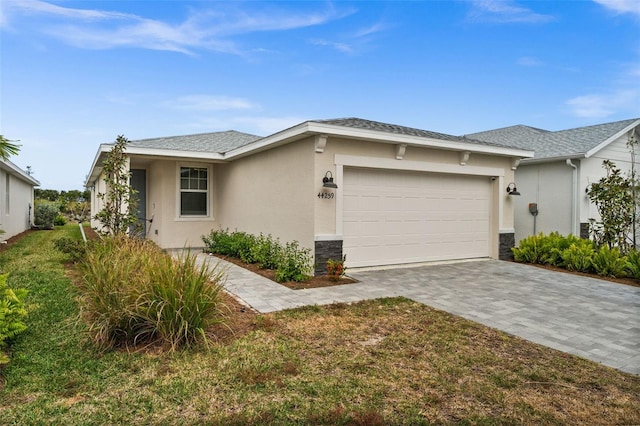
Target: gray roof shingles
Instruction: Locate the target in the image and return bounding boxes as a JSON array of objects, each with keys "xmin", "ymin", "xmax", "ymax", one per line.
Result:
[
  {"xmin": 311, "ymin": 117, "xmax": 508, "ymax": 148},
  {"xmin": 124, "ymin": 130, "xmax": 263, "ymax": 154},
  {"xmin": 467, "ymin": 118, "xmax": 639, "ymax": 159}
]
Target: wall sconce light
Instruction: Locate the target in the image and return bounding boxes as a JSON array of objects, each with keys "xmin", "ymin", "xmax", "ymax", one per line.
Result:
[
  {"xmin": 322, "ymin": 171, "xmax": 338, "ymax": 189},
  {"xmin": 506, "ymin": 182, "xmax": 520, "ymax": 196}
]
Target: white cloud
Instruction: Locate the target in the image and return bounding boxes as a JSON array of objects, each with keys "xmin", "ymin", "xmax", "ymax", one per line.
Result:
[
  {"xmin": 0, "ymin": 0, "xmax": 351, "ymax": 54},
  {"xmin": 165, "ymin": 95, "xmax": 257, "ymax": 111},
  {"xmin": 517, "ymin": 56, "xmax": 544, "ymax": 67},
  {"xmin": 186, "ymin": 115, "xmax": 306, "ymax": 135},
  {"xmin": 311, "ymin": 39, "xmax": 354, "ymax": 54},
  {"xmin": 467, "ymin": 0, "xmax": 555, "ymax": 23},
  {"xmin": 566, "ymin": 90, "xmax": 640, "ymax": 118},
  {"xmin": 593, "ymin": 0, "xmax": 640, "ymax": 16}
]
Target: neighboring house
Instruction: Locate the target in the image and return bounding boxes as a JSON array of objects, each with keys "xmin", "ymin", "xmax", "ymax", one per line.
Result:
[
  {"xmin": 468, "ymin": 118, "xmax": 640, "ymax": 244},
  {"xmin": 86, "ymin": 118, "xmax": 532, "ymax": 273},
  {"xmin": 0, "ymin": 159, "xmax": 40, "ymax": 240}
]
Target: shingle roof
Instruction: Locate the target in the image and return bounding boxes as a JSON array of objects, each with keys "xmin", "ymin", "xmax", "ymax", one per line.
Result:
[
  {"xmin": 125, "ymin": 130, "xmax": 262, "ymax": 154},
  {"xmin": 467, "ymin": 118, "xmax": 639, "ymax": 159},
  {"xmin": 311, "ymin": 117, "xmax": 508, "ymax": 148}
]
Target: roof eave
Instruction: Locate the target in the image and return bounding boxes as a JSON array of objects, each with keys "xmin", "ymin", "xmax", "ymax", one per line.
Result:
[
  {"xmin": 85, "ymin": 145, "xmax": 226, "ymax": 187},
  {"xmin": 584, "ymin": 119, "xmax": 640, "ymax": 158},
  {"xmin": 225, "ymin": 121, "xmax": 534, "ymax": 160},
  {"xmin": 521, "ymin": 154, "xmax": 586, "ymax": 164},
  {"xmin": 0, "ymin": 159, "xmax": 40, "ymax": 186}
]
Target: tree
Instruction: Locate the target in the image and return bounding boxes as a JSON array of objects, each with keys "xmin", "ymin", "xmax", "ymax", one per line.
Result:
[
  {"xmin": 93, "ymin": 135, "xmax": 139, "ymax": 236},
  {"xmin": 0, "ymin": 135, "xmax": 21, "ymax": 161},
  {"xmin": 587, "ymin": 160, "xmax": 634, "ymax": 253}
]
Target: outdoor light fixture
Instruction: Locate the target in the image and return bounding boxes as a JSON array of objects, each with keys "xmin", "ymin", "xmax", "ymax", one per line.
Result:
[
  {"xmin": 506, "ymin": 182, "xmax": 520, "ymax": 196},
  {"xmin": 322, "ymin": 171, "xmax": 338, "ymax": 189}
]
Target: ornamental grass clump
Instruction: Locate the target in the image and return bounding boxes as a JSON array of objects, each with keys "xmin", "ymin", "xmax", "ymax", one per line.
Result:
[{"xmin": 79, "ymin": 236, "xmax": 226, "ymax": 350}]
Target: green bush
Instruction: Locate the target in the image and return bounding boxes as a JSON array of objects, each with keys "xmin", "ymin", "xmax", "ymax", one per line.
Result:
[
  {"xmin": 625, "ymin": 250, "xmax": 640, "ymax": 280},
  {"xmin": 541, "ymin": 232, "xmax": 582, "ymax": 267},
  {"xmin": 53, "ymin": 237, "xmax": 88, "ymax": 263},
  {"xmin": 561, "ymin": 240, "xmax": 595, "ymax": 273},
  {"xmin": 275, "ymin": 241, "xmax": 313, "ymax": 283},
  {"xmin": 34, "ymin": 203, "xmax": 59, "ymax": 229},
  {"xmin": 592, "ymin": 246, "xmax": 627, "ymax": 278},
  {"xmin": 512, "ymin": 234, "xmax": 547, "ymax": 264},
  {"xmin": 79, "ymin": 236, "xmax": 226, "ymax": 350},
  {"xmin": 54, "ymin": 215, "xmax": 67, "ymax": 226},
  {"xmin": 0, "ymin": 274, "xmax": 28, "ymax": 365},
  {"xmin": 251, "ymin": 234, "xmax": 282, "ymax": 270}
]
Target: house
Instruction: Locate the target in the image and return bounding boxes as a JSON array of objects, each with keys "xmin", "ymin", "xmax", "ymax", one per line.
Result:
[
  {"xmin": 86, "ymin": 118, "xmax": 533, "ymax": 273},
  {"xmin": 0, "ymin": 159, "xmax": 40, "ymax": 240},
  {"xmin": 467, "ymin": 118, "xmax": 640, "ymax": 244}
]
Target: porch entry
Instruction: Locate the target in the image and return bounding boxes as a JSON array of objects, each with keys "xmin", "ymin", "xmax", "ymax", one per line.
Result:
[{"xmin": 130, "ymin": 169, "xmax": 147, "ymax": 237}]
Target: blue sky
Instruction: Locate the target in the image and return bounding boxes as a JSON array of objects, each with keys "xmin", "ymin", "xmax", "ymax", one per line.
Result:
[{"xmin": 1, "ymin": 0, "xmax": 639, "ymax": 190}]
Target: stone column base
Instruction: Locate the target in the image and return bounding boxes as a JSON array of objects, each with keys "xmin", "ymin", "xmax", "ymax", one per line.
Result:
[
  {"xmin": 314, "ymin": 240, "xmax": 343, "ymax": 276},
  {"xmin": 499, "ymin": 232, "xmax": 515, "ymax": 261}
]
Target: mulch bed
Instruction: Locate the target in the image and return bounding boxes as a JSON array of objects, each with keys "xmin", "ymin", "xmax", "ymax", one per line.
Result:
[
  {"xmin": 210, "ymin": 254, "xmax": 359, "ymax": 290},
  {"xmin": 523, "ymin": 261, "xmax": 640, "ymax": 288}
]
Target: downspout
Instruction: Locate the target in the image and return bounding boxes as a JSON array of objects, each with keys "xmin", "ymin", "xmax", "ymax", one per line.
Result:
[{"xmin": 566, "ymin": 159, "xmax": 578, "ymax": 235}]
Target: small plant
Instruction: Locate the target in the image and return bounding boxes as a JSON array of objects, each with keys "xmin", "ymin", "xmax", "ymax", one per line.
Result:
[
  {"xmin": 0, "ymin": 274, "xmax": 28, "ymax": 365},
  {"xmin": 512, "ymin": 234, "xmax": 547, "ymax": 264},
  {"xmin": 592, "ymin": 246, "xmax": 627, "ymax": 278},
  {"xmin": 326, "ymin": 256, "xmax": 346, "ymax": 281},
  {"xmin": 53, "ymin": 236, "xmax": 87, "ymax": 263},
  {"xmin": 275, "ymin": 241, "xmax": 313, "ymax": 283},
  {"xmin": 625, "ymin": 250, "xmax": 640, "ymax": 280},
  {"xmin": 251, "ymin": 233, "xmax": 282, "ymax": 270},
  {"xmin": 54, "ymin": 215, "xmax": 67, "ymax": 226},
  {"xmin": 561, "ymin": 240, "xmax": 595, "ymax": 273},
  {"xmin": 34, "ymin": 203, "xmax": 59, "ymax": 229}
]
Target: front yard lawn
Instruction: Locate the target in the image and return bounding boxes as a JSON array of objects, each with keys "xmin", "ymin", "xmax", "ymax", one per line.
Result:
[{"xmin": 1, "ymin": 224, "xmax": 639, "ymax": 424}]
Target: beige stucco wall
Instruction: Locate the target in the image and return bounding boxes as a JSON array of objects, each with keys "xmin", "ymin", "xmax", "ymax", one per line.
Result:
[
  {"xmin": 216, "ymin": 139, "xmax": 316, "ymax": 251},
  {"xmin": 314, "ymin": 137, "xmax": 517, "ymax": 259},
  {"xmin": 0, "ymin": 169, "xmax": 35, "ymax": 240}
]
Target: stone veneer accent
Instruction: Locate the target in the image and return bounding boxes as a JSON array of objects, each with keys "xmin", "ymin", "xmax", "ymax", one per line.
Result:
[
  {"xmin": 499, "ymin": 232, "xmax": 515, "ymax": 261},
  {"xmin": 580, "ymin": 222, "xmax": 590, "ymax": 239},
  {"xmin": 314, "ymin": 240, "xmax": 343, "ymax": 276}
]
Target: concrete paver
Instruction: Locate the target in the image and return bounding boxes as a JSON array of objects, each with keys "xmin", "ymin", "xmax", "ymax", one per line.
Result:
[{"xmin": 194, "ymin": 254, "xmax": 640, "ymax": 376}]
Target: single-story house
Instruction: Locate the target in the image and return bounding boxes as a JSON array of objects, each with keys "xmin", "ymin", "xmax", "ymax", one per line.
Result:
[
  {"xmin": 0, "ymin": 159, "xmax": 40, "ymax": 240},
  {"xmin": 86, "ymin": 118, "xmax": 533, "ymax": 273},
  {"xmin": 467, "ymin": 118, "xmax": 640, "ymax": 244}
]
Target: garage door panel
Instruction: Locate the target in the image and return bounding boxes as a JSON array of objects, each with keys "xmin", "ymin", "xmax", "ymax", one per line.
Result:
[{"xmin": 343, "ymin": 168, "xmax": 491, "ymax": 267}]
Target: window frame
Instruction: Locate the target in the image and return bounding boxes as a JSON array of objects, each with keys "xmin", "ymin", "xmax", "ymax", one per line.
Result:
[{"xmin": 177, "ymin": 164, "xmax": 211, "ymax": 218}]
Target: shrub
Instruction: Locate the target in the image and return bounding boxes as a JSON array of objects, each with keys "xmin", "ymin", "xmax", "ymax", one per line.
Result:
[
  {"xmin": 512, "ymin": 234, "xmax": 547, "ymax": 264},
  {"xmin": 34, "ymin": 203, "xmax": 59, "ymax": 229},
  {"xmin": 79, "ymin": 236, "xmax": 226, "ymax": 350},
  {"xmin": 625, "ymin": 250, "xmax": 640, "ymax": 280},
  {"xmin": 541, "ymin": 232, "xmax": 581, "ymax": 267},
  {"xmin": 140, "ymin": 250, "xmax": 226, "ymax": 349},
  {"xmin": 54, "ymin": 215, "xmax": 67, "ymax": 226},
  {"xmin": 251, "ymin": 234, "xmax": 282, "ymax": 270},
  {"xmin": 275, "ymin": 241, "xmax": 313, "ymax": 283},
  {"xmin": 592, "ymin": 246, "xmax": 627, "ymax": 278},
  {"xmin": 327, "ymin": 256, "xmax": 347, "ymax": 281},
  {"xmin": 562, "ymin": 240, "xmax": 595, "ymax": 273},
  {"xmin": 202, "ymin": 229, "xmax": 234, "ymax": 256},
  {"xmin": 54, "ymin": 237, "xmax": 87, "ymax": 263},
  {"xmin": 0, "ymin": 274, "xmax": 28, "ymax": 365},
  {"xmin": 232, "ymin": 232, "xmax": 257, "ymax": 264}
]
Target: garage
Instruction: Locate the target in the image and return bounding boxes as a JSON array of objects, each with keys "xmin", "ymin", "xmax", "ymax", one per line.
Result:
[{"xmin": 343, "ymin": 167, "xmax": 492, "ymax": 268}]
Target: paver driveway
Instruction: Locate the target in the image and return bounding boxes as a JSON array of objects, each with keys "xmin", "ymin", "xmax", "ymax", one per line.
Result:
[{"xmin": 199, "ymin": 254, "xmax": 640, "ymax": 375}]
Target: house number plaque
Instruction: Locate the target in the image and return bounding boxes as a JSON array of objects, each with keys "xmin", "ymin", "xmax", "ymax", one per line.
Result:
[{"xmin": 317, "ymin": 192, "xmax": 335, "ymax": 199}]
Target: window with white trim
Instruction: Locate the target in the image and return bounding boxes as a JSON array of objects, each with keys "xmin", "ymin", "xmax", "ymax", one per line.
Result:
[{"xmin": 179, "ymin": 166, "xmax": 208, "ymax": 216}]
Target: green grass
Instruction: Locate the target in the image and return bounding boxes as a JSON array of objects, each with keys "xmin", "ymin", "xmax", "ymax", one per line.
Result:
[{"xmin": 1, "ymin": 224, "xmax": 639, "ymax": 425}]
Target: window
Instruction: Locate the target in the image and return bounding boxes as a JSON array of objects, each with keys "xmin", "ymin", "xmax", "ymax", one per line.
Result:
[{"xmin": 180, "ymin": 167, "xmax": 208, "ymax": 216}]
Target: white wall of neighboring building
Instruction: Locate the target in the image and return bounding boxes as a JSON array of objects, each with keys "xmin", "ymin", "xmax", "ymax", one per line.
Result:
[
  {"xmin": 513, "ymin": 161, "xmax": 574, "ymax": 243},
  {"xmin": 0, "ymin": 160, "xmax": 38, "ymax": 240}
]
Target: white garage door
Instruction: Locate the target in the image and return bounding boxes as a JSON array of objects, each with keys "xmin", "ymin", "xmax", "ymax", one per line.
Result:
[{"xmin": 343, "ymin": 167, "xmax": 491, "ymax": 268}]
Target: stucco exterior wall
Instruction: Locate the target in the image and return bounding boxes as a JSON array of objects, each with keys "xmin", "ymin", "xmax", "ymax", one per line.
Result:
[
  {"xmin": 140, "ymin": 159, "xmax": 219, "ymax": 248},
  {"xmin": 0, "ymin": 169, "xmax": 35, "ymax": 239},
  {"xmin": 514, "ymin": 161, "xmax": 574, "ymax": 242},
  {"xmin": 314, "ymin": 137, "xmax": 517, "ymax": 259},
  {"xmin": 216, "ymin": 139, "xmax": 316, "ymax": 251}
]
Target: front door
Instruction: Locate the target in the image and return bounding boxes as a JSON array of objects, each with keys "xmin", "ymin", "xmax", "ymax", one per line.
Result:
[{"xmin": 130, "ymin": 169, "xmax": 147, "ymax": 237}]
